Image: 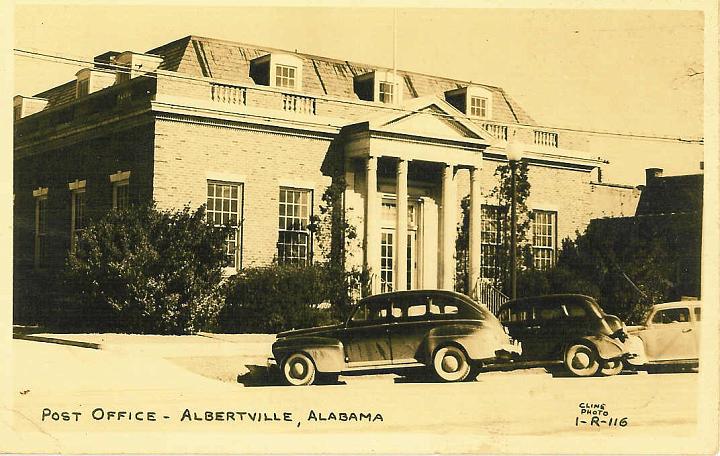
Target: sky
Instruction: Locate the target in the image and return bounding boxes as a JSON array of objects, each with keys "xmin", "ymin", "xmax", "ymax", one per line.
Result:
[{"xmin": 11, "ymin": 4, "xmax": 707, "ymax": 185}]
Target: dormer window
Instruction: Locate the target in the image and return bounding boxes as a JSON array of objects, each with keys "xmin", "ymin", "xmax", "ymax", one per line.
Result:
[
  {"xmin": 13, "ymin": 95, "xmax": 49, "ymax": 120},
  {"xmin": 469, "ymin": 96, "xmax": 487, "ymax": 118},
  {"xmin": 76, "ymin": 80, "xmax": 89, "ymax": 98},
  {"xmin": 114, "ymin": 51, "xmax": 163, "ymax": 84},
  {"xmin": 445, "ymin": 86, "xmax": 493, "ymax": 119},
  {"xmin": 378, "ymin": 81, "xmax": 395, "ymax": 104},
  {"xmin": 250, "ymin": 54, "xmax": 303, "ymax": 91},
  {"xmin": 275, "ymin": 64, "xmax": 296, "ymax": 89},
  {"xmin": 354, "ymin": 70, "xmax": 403, "ymax": 105},
  {"xmin": 75, "ymin": 68, "xmax": 115, "ymax": 98}
]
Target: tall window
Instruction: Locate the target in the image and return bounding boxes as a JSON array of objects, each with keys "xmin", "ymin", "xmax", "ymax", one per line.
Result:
[
  {"xmin": 275, "ymin": 64, "xmax": 296, "ymax": 89},
  {"xmin": 207, "ymin": 181, "xmax": 243, "ymax": 269},
  {"xmin": 378, "ymin": 81, "xmax": 395, "ymax": 104},
  {"xmin": 113, "ymin": 182, "xmax": 129, "ymax": 210},
  {"xmin": 470, "ymin": 96, "xmax": 488, "ymax": 118},
  {"xmin": 380, "ymin": 231, "xmax": 394, "ymax": 293},
  {"xmin": 278, "ymin": 187, "xmax": 312, "ymax": 264},
  {"xmin": 34, "ymin": 190, "xmax": 48, "ymax": 268},
  {"xmin": 110, "ymin": 171, "xmax": 131, "ymax": 211},
  {"xmin": 480, "ymin": 205, "xmax": 502, "ymax": 280},
  {"xmin": 532, "ymin": 210, "xmax": 557, "ymax": 270},
  {"xmin": 70, "ymin": 186, "xmax": 86, "ymax": 253}
]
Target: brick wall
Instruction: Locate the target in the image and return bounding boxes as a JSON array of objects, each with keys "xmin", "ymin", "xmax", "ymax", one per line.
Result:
[
  {"xmin": 13, "ymin": 122, "xmax": 156, "ymax": 322},
  {"xmin": 153, "ymin": 118, "xmax": 334, "ymax": 267}
]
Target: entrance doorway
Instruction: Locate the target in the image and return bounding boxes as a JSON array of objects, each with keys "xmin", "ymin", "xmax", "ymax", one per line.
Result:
[{"xmin": 380, "ymin": 198, "xmax": 420, "ymax": 292}]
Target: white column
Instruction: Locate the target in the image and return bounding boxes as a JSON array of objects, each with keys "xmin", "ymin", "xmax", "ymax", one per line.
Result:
[
  {"xmin": 365, "ymin": 156, "xmax": 380, "ymax": 294},
  {"xmin": 469, "ymin": 166, "xmax": 482, "ymax": 296},
  {"xmin": 440, "ymin": 164, "xmax": 456, "ymax": 291},
  {"xmin": 395, "ymin": 159, "xmax": 408, "ymax": 291}
]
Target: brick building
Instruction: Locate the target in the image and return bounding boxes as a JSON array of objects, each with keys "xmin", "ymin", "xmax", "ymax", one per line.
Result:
[{"xmin": 13, "ymin": 35, "xmax": 640, "ymax": 320}]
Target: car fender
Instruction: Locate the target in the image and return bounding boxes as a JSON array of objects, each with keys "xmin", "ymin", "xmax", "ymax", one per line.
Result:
[
  {"xmin": 623, "ymin": 334, "xmax": 648, "ymax": 366},
  {"xmin": 272, "ymin": 336, "xmax": 344, "ymax": 373},
  {"xmin": 577, "ymin": 335, "xmax": 626, "ymax": 360},
  {"xmin": 425, "ymin": 323, "xmax": 499, "ymax": 362}
]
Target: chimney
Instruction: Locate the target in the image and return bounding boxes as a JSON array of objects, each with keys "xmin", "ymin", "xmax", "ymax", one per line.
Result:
[{"xmin": 645, "ymin": 168, "xmax": 663, "ymax": 184}]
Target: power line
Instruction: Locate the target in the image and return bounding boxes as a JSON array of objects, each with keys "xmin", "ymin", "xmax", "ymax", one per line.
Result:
[{"xmin": 13, "ymin": 47, "xmax": 704, "ymax": 145}]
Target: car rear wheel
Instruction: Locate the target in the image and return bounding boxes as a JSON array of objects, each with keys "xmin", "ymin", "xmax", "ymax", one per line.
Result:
[
  {"xmin": 564, "ymin": 343, "xmax": 600, "ymax": 377},
  {"xmin": 600, "ymin": 359, "xmax": 623, "ymax": 376},
  {"xmin": 282, "ymin": 353, "xmax": 316, "ymax": 386},
  {"xmin": 432, "ymin": 345, "xmax": 471, "ymax": 382}
]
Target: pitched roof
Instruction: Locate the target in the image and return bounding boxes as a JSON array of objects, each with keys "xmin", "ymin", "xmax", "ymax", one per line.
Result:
[
  {"xmin": 33, "ymin": 34, "xmax": 536, "ymax": 125},
  {"xmin": 635, "ymin": 174, "xmax": 703, "ymax": 216}
]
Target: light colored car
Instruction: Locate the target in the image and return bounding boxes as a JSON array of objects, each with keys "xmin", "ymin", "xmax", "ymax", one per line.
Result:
[
  {"xmin": 269, "ymin": 290, "xmax": 518, "ymax": 385},
  {"xmin": 626, "ymin": 301, "xmax": 701, "ymax": 367}
]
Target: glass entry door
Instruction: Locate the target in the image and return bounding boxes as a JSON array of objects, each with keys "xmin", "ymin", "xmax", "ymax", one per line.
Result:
[{"xmin": 380, "ymin": 229, "xmax": 418, "ymax": 292}]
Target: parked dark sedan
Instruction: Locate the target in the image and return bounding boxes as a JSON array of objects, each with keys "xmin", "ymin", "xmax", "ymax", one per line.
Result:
[
  {"xmin": 270, "ymin": 290, "xmax": 518, "ymax": 385},
  {"xmin": 498, "ymin": 294, "xmax": 635, "ymax": 377}
]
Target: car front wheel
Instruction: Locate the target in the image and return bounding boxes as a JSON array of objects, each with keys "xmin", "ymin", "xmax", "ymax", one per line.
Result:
[
  {"xmin": 600, "ymin": 359, "xmax": 623, "ymax": 376},
  {"xmin": 432, "ymin": 345, "xmax": 471, "ymax": 382},
  {"xmin": 564, "ymin": 343, "xmax": 600, "ymax": 377},
  {"xmin": 282, "ymin": 353, "xmax": 316, "ymax": 386}
]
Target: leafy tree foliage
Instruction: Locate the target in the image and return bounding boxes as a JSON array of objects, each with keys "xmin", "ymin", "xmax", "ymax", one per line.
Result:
[
  {"xmin": 66, "ymin": 204, "xmax": 227, "ymax": 334},
  {"xmin": 220, "ymin": 263, "xmax": 340, "ymax": 333},
  {"xmin": 517, "ymin": 213, "xmax": 701, "ymax": 324}
]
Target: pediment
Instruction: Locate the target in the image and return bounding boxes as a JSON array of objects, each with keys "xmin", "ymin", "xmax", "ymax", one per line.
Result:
[{"xmin": 367, "ymin": 96, "xmax": 495, "ymax": 143}]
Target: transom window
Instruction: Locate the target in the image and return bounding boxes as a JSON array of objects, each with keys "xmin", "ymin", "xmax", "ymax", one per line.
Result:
[
  {"xmin": 278, "ymin": 187, "xmax": 312, "ymax": 264},
  {"xmin": 378, "ymin": 81, "xmax": 395, "ymax": 104},
  {"xmin": 532, "ymin": 210, "xmax": 556, "ymax": 270},
  {"xmin": 470, "ymin": 96, "xmax": 488, "ymax": 118},
  {"xmin": 207, "ymin": 181, "xmax": 243, "ymax": 269},
  {"xmin": 34, "ymin": 193, "xmax": 48, "ymax": 268},
  {"xmin": 275, "ymin": 65, "xmax": 296, "ymax": 89}
]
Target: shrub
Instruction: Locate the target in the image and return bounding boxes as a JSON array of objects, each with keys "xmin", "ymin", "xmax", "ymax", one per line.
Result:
[
  {"xmin": 66, "ymin": 204, "xmax": 227, "ymax": 334},
  {"xmin": 220, "ymin": 263, "xmax": 343, "ymax": 333}
]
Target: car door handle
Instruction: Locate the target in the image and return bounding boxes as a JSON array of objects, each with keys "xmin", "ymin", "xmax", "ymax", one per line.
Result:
[
  {"xmin": 528, "ymin": 325, "xmax": 541, "ymax": 329},
  {"xmin": 682, "ymin": 328, "xmax": 693, "ymax": 333}
]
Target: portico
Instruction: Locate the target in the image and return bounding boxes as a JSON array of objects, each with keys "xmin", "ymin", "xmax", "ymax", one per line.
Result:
[{"xmin": 341, "ymin": 97, "xmax": 495, "ymax": 295}]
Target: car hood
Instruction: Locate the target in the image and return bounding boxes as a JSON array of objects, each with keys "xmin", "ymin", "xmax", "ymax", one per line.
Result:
[{"xmin": 276, "ymin": 323, "xmax": 343, "ymax": 339}]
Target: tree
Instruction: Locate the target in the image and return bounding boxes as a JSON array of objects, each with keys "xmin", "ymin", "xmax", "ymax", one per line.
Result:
[
  {"xmin": 517, "ymin": 213, "xmax": 701, "ymax": 324},
  {"xmin": 456, "ymin": 160, "xmax": 532, "ymax": 296},
  {"xmin": 66, "ymin": 204, "xmax": 228, "ymax": 334},
  {"xmin": 311, "ymin": 177, "xmax": 364, "ymax": 317}
]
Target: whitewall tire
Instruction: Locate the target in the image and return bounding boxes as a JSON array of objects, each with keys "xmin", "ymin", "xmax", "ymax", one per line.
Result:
[
  {"xmin": 432, "ymin": 346, "xmax": 471, "ymax": 382},
  {"xmin": 282, "ymin": 353, "xmax": 316, "ymax": 386}
]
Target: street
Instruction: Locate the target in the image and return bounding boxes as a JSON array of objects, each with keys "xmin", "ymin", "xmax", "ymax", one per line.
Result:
[{"xmin": 4, "ymin": 338, "xmax": 703, "ymax": 454}]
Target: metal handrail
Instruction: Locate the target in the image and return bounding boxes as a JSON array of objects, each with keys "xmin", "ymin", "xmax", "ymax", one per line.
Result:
[{"xmin": 472, "ymin": 278, "xmax": 509, "ymax": 316}]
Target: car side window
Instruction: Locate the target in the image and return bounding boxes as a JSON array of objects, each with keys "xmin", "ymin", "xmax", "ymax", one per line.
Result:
[
  {"xmin": 538, "ymin": 305, "xmax": 565, "ymax": 321},
  {"xmin": 652, "ymin": 308, "xmax": 690, "ymax": 324},
  {"xmin": 428, "ymin": 296, "xmax": 463, "ymax": 318},
  {"xmin": 350, "ymin": 301, "xmax": 388, "ymax": 324},
  {"xmin": 694, "ymin": 307, "xmax": 701, "ymax": 321},
  {"xmin": 391, "ymin": 296, "xmax": 428, "ymax": 320},
  {"xmin": 566, "ymin": 303, "xmax": 587, "ymax": 318}
]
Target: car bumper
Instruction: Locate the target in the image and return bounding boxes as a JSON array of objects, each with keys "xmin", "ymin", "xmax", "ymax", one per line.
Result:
[
  {"xmin": 494, "ymin": 343, "xmax": 522, "ymax": 361},
  {"xmin": 623, "ymin": 335, "xmax": 648, "ymax": 366}
]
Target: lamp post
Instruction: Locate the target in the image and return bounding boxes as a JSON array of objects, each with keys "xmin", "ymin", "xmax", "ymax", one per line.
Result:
[{"xmin": 505, "ymin": 133, "xmax": 524, "ymax": 300}]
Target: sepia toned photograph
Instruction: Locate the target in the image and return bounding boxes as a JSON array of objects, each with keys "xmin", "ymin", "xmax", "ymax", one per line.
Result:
[{"xmin": 4, "ymin": 2, "xmax": 718, "ymax": 454}]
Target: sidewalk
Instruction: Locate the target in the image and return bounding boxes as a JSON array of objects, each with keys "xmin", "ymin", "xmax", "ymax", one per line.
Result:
[{"xmin": 12, "ymin": 327, "xmax": 277, "ymax": 385}]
